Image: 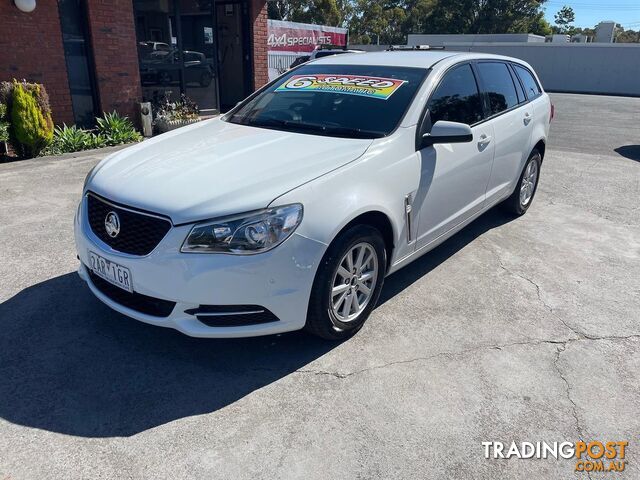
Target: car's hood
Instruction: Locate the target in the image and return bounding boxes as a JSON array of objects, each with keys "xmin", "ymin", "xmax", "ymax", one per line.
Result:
[{"xmin": 88, "ymin": 118, "xmax": 372, "ymax": 224}]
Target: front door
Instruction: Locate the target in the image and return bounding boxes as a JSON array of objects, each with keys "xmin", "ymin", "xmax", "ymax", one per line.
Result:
[
  {"xmin": 180, "ymin": 2, "xmax": 219, "ymax": 115},
  {"xmin": 415, "ymin": 63, "xmax": 494, "ymax": 249},
  {"xmin": 133, "ymin": 0, "xmax": 252, "ymax": 115},
  {"xmin": 216, "ymin": 1, "xmax": 252, "ymax": 111}
]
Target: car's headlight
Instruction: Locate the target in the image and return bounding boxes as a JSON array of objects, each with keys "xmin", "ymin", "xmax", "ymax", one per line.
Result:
[{"xmin": 181, "ymin": 204, "xmax": 303, "ymax": 254}]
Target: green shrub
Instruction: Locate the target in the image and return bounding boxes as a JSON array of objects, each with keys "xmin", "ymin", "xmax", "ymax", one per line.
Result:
[
  {"xmin": 0, "ymin": 89, "xmax": 15, "ymax": 148},
  {"xmin": 11, "ymin": 81, "xmax": 53, "ymax": 157},
  {"xmin": 0, "ymin": 103, "xmax": 8, "ymax": 143},
  {"xmin": 0, "ymin": 82, "xmax": 12, "ymax": 112},
  {"xmin": 0, "ymin": 122, "xmax": 9, "ymax": 143},
  {"xmin": 96, "ymin": 111, "xmax": 142, "ymax": 145},
  {"xmin": 52, "ymin": 125, "xmax": 94, "ymax": 153},
  {"xmin": 43, "ymin": 125, "xmax": 110, "ymax": 155}
]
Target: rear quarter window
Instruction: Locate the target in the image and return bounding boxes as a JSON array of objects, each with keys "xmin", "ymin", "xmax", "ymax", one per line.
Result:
[{"xmin": 514, "ymin": 64, "xmax": 542, "ymax": 99}]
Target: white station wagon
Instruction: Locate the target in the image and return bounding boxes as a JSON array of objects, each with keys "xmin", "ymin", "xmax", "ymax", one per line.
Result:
[{"xmin": 76, "ymin": 50, "xmax": 552, "ymax": 340}]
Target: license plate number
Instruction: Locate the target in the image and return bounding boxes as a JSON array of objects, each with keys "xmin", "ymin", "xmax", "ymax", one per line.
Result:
[{"xmin": 88, "ymin": 251, "xmax": 133, "ymax": 293}]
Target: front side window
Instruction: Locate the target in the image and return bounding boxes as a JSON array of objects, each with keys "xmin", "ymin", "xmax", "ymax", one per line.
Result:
[
  {"xmin": 514, "ymin": 65, "xmax": 542, "ymax": 99},
  {"xmin": 225, "ymin": 64, "xmax": 428, "ymax": 139},
  {"xmin": 427, "ymin": 64, "xmax": 484, "ymax": 126},
  {"xmin": 476, "ymin": 62, "xmax": 519, "ymax": 115}
]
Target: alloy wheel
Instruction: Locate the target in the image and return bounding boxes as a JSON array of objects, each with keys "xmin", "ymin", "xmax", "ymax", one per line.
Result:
[
  {"xmin": 330, "ymin": 242, "xmax": 378, "ymax": 323},
  {"xmin": 520, "ymin": 156, "xmax": 539, "ymax": 207}
]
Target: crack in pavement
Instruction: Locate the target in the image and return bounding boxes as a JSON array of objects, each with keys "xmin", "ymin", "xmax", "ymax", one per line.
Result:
[
  {"xmin": 286, "ymin": 234, "xmax": 637, "ymax": 480},
  {"xmin": 479, "ymin": 238, "xmax": 593, "ymax": 341},
  {"xmin": 551, "ymin": 343, "xmax": 595, "ymax": 480},
  {"xmin": 292, "ymin": 238, "xmax": 640, "ymax": 385},
  {"xmin": 292, "ymin": 333, "xmax": 640, "ymax": 380}
]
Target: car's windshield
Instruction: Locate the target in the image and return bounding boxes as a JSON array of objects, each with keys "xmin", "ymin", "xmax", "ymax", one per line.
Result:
[{"xmin": 224, "ymin": 64, "xmax": 428, "ymax": 139}]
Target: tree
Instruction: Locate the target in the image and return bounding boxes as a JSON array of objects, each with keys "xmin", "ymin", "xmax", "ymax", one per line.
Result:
[
  {"xmin": 615, "ymin": 26, "xmax": 640, "ymax": 43},
  {"xmin": 421, "ymin": 0, "xmax": 552, "ymax": 35},
  {"xmin": 554, "ymin": 5, "xmax": 575, "ymax": 34},
  {"xmin": 349, "ymin": 0, "xmax": 409, "ymax": 45},
  {"xmin": 529, "ymin": 13, "xmax": 553, "ymax": 37},
  {"xmin": 267, "ymin": 0, "xmax": 350, "ymax": 26},
  {"xmin": 268, "ymin": 0, "xmax": 555, "ymax": 43}
]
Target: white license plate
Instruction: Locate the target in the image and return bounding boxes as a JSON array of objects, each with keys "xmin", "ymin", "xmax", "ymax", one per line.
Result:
[{"xmin": 88, "ymin": 251, "xmax": 133, "ymax": 293}]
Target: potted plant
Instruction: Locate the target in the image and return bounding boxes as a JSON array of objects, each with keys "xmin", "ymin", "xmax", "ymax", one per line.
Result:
[{"xmin": 153, "ymin": 93, "xmax": 201, "ymax": 133}]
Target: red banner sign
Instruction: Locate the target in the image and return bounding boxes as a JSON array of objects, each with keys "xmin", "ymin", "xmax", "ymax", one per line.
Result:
[{"xmin": 267, "ymin": 20, "xmax": 348, "ymax": 54}]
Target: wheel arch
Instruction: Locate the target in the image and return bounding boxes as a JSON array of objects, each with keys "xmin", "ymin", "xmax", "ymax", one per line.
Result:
[
  {"xmin": 532, "ymin": 138, "xmax": 546, "ymax": 162},
  {"xmin": 332, "ymin": 210, "xmax": 395, "ymax": 271}
]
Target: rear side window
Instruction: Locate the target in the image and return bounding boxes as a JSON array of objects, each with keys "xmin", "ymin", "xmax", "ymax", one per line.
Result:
[
  {"xmin": 427, "ymin": 64, "xmax": 483, "ymax": 126},
  {"xmin": 476, "ymin": 62, "xmax": 519, "ymax": 115},
  {"xmin": 514, "ymin": 64, "xmax": 542, "ymax": 99}
]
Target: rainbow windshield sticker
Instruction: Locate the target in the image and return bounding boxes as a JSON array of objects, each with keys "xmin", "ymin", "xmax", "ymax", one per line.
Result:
[{"xmin": 275, "ymin": 74, "xmax": 407, "ymax": 100}]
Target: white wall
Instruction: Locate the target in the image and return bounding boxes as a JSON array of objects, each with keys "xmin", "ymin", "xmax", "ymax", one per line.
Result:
[
  {"xmin": 350, "ymin": 43, "xmax": 640, "ymax": 96},
  {"xmin": 407, "ymin": 33, "xmax": 545, "ymax": 44}
]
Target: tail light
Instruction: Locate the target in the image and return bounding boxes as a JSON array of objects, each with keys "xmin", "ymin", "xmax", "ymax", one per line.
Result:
[{"xmin": 550, "ymin": 103, "xmax": 555, "ymax": 123}]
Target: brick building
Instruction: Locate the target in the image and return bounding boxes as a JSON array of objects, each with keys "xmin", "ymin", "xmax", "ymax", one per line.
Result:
[{"xmin": 0, "ymin": 0, "xmax": 268, "ymax": 126}]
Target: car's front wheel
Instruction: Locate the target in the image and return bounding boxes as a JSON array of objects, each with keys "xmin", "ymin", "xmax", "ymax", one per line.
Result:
[
  {"xmin": 503, "ymin": 149, "xmax": 542, "ymax": 215},
  {"xmin": 305, "ymin": 225, "xmax": 386, "ymax": 340}
]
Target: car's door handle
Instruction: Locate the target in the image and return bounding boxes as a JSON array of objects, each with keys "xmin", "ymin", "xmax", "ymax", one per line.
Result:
[
  {"xmin": 478, "ymin": 134, "xmax": 492, "ymax": 146},
  {"xmin": 523, "ymin": 113, "xmax": 532, "ymax": 125}
]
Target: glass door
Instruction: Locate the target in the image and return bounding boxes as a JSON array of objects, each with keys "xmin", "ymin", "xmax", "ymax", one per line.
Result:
[
  {"xmin": 134, "ymin": 0, "xmax": 251, "ymax": 115},
  {"xmin": 216, "ymin": 1, "xmax": 251, "ymax": 111},
  {"xmin": 134, "ymin": 0, "xmax": 183, "ymax": 105},
  {"xmin": 180, "ymin": 0, "xmax": 219, "ymax": 114}
]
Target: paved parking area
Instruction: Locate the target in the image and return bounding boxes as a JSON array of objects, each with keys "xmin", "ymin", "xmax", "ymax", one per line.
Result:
[{"xmin": 0, "ymin": 94, "xmax": 638, "ymax": 479}]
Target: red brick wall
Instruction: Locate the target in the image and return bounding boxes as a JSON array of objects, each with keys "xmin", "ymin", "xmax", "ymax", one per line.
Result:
[
  {"xmin": 86, "ymin": 0, "xmax": 142, "ymax": 124},
  {"xmin": 0, "ymin": 0, "xmax": 266, "ymax": 126},
  {"xmin": 0, "ymin": 2, "xmax": 74, "ymax": 125},
  {"xmin": 250, "ymin": 0, "xmax": 269, "ymax": 90}
]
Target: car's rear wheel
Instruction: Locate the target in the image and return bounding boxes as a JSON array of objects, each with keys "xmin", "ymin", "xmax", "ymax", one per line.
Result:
[
  {"xmin": 305, "ymin": 225, "xmax": 386, "ymax": 340},
  {"xmin": 503, "ymin": 149, "xmax": 541, "ymax": 215}
]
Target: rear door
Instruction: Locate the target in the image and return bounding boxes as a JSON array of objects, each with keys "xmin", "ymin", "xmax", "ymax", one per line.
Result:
[
  {"xmin": 414, "ymin": 63, "xmax": 495, "ymax": 249},
  {"xmin": 475, "ymin": 61, "xmax": 534, "ymax": 205},
  {"xmin": 512, "ymin": 63, "xmax": 551, "ymax": 139}
]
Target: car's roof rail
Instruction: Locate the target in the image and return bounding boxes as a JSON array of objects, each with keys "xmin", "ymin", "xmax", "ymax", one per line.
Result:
[
  {"xmin": 315, "ymin": 44, "xmax": 349, "ymax": 51},
  {"xmin": 387, "ymin": 45, "xmax": 446, "ymax": 51}
]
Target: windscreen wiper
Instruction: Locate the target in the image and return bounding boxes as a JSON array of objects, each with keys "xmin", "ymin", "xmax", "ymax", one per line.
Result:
[{"xmin": 251, "ymin": 118, "xmax": 384, "ymax": 139}]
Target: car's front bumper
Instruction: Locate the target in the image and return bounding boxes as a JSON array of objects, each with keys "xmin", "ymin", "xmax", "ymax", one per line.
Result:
[{"xmin": 74, "ymin": 200, "xmax": 327, "ymax": 338}]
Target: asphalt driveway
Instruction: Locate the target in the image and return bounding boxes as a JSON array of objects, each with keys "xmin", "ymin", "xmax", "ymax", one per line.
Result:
[{"xmin": 0, "ymin": 94, "xmax": 638, "ymax": 479}]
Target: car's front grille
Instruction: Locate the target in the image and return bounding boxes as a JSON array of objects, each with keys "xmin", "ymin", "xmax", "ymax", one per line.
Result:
[
  {"xmin": 87, "ymin": 269, "xmax": 176, "ymax": 317},
  {"xmin": 86, "ymin": 193, "xmax": 172, "ymax": 256}
]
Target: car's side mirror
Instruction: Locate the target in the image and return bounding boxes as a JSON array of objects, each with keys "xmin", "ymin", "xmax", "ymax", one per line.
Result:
[{"xmin": 421, "ymin": 120, "xmax": 473, "ymax": 148}]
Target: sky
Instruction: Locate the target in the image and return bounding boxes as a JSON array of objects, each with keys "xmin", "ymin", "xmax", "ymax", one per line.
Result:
[{"xmin": 542, "ymin": 0, "xmax": 640, "ymax": 29}]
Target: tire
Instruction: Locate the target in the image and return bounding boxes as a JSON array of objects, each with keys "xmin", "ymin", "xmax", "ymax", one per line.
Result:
[
  {"xmin": 502, "ymin": 149, "xmax": 542, "ymax": 216},
  {"xmin": 305, "ymin": 225, "xmax": 387, "ymax": 340}
]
